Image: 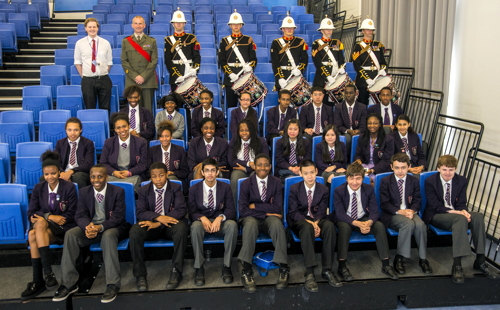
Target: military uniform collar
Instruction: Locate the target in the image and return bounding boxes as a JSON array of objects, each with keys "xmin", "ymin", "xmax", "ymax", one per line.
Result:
[
  {"xmin": 283, "ymin": 35, "xmax": 294, "ymax": 40},
  {"xmin": 363, "ymin": 39, "xmax": 373, "ymax": 44},
  {"xmin": 322, "ymin": 37, "xmax": 331, "ymax": 42},
  {"xmin": 174, "ymin": 32, "xmax": 186, "ymax": 37},
  {"xmin": 231, "ymin": 33, "xmax": 243, "ymax": 37}
]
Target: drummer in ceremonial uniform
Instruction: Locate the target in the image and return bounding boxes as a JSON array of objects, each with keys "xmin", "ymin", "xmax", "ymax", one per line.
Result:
[
  {"xmin": 352, "ymin": 18, "xmax": 387, "ymax": 105},
  {"xmin": 271, "ymin": 15, "xmax": 308, "ymax": 91},
  {"xmin": 312, "ymin": 16, "xmax": 345, "ymax": 107},
  {"xmin": 165, "ymin": 8, "xmax": 201, "ymax": 103},
  {"xmin": 219, "ymin": 10, "xmax": 257, "ymax": 109}
]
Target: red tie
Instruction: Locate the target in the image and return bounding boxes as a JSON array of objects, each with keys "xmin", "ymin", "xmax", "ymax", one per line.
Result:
[{"xmin": 91, "ymin": 39, "xmax": 96, "ymax": 73}]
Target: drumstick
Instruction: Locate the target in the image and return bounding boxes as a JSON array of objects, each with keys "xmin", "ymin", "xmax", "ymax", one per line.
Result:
[
  {"xmin": 367, "ymin": 73, "xmax": 380, "ymax": 89},
  {"xmin": 235, "ymin": 63, "xmax": 249, "ymax": 79},
  {"xmin": 326, "ymin": 63, "xmax": 347, "ymax": 87}
]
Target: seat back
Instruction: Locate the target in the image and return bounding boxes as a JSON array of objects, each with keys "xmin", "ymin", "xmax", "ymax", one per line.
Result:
[
  {"xmin": 350, "ymin": 134, "xmax": 359, "ymax": 163},
  {"xmin": 38, "ymin": 122, "xmax": 66, "ymax": 147},
  {"xmin": 190, "ymin": 178, "xmax": 230, "ymax": 187},
  {"xmin": 419, "ymin": 171, "xmax": 438, "ymax": 217},
  {"xmin": 16, "ymin": 141, "xmax": 52, "ymax": 157},
  {"xmin": 0, "ymin": 183, "xmax": 28, "ymax": 238},
  {"xmin": 0, "ymin": 123, "xmax": 31, "ymax": 155},
  {"xmin": 0, "ymin": 142, "xmax": 11, "ymax": 183},
  {"xmin": 108, "ymin": 181, "xmax": 136, "ymax": 225},
  {"xmin": 81, "ymin": 121, "xmax": 106, "ymax": 153},
  {"xmin": 0, "ymin": 110, "xmax": 35, "ymax": 141},
  {"xmin": 15, "ymin": 156, "xmax": 43, "ymax": 192},
  {"xmin": 0, "ymin": 203, "xmax": 25, "ymax": 244},
  {"xmin": 77, "ymin": 109, "xmax": 110, "ymax": 138},
  {"xmin": 39, "ymin": 110, "xmax": 71, "ymax": 123},
  {"xmin": 283, "ymin": 176, "xmax": 325, "ymax": 227},
  {"xmin": 374, "ymin": 172, "xmax": 393, "ymax": 209},
  {"xmin": 236, "ymin": 177, "xmax": 249, "ymax": 219}
]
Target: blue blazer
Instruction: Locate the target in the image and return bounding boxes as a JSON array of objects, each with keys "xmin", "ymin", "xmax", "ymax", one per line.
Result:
[
  {"xmin": 75, "ymin": 183, "xmax": 130, "ymax": 238},
  {"xmin": 239, "ymin": 174, "xmax": 283, "ymax": 220},
  {"xmin": 147, "ymin": 144, "xmax": 189, "ymax": 180},
  {"xmin": 266, "ymin": 105, "xmax": 297, "ymax": 141},
  {"xmin": 188, "ymin": 180, "xmax": 236, "ymax": 222},
  {"xmin": 228, "ymin": 137, "xmax": 269, "ymax": 174},
  {"xmin": 229, "ymin": 107, "xmax": 258, "ymax": 139},
  {"xmin": 331, "ymin": 183, "xmax": 379, "ymax": 224},
  {"xmin": 354, "ymin": 134, "xmax": 394, "ymax": 174},
  {"xmin": 136, "ymin": 181, "xmax": 187, "ymax": 222},
  {"xmin": 120, "ymin": 106, "xmax": 155, "ymax": 141},
  {"xmin": 389, "ymin": 131, "xmax": 427, "ymax": 169},
  {"xmin": 275, "ymin": 137, "xmax": 311, "ymax": 172},
  {"xmin": 191, "ymin": 106, "xmax": 225, "ymax": 138},
  {"xmin": 187, "ymin": 136, "xmax": 228, "ymax": 172},
  {"xmin": 100, "ymin": 135, "xmax": 148, "ymax": 179},
  {"xmin": 314, "ymin": 141, "xmax": 347, "ymax": 175},
  {"xmin": 287, "ymin": 181, "xmax": 329, "ymax": 224},
  {"xmin": 379, "ymin": 173, "xmax": 421, "ymax": 228},
  {"xmin": 299, "ymin": 103, "xmax": 334, "ymax": 132},
  {"xmin": 366, "ymin": 103, "xmax": 403, "ymax": 126},
  {"xmin": 55, "ymin": 136, "xmax": 95, "ymax": 174},
  {"xmin": 333, "ymin": 101, "xmax": 367, "ymax": 134},
  {"xmin": 423, "ymin": 173, "xmax": 468, "ymax": 224},
  {"xmin": 28, "ymin": 179, "xmax": 78, "ymax": 231}
]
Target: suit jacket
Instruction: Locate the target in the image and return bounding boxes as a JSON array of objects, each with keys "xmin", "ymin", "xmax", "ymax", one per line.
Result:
[
  {"xmin": 423, "ymin": 173, "xmax": 468, "ymax": 224},
  {"xmin": 188, "ymin": 180, "xmax": 236, "ymax": 222},
  {"xmin": 367, "ymin": 103, "xmax": 403, "ymax": 126},
  {"xmin": 299, "ymin": 103, "xmax": 334, "ymax": 132},
  {"xmin": 228, "ymin": 137, "xmax": 269, "ymax": 174},
  {"xmin": 314, "ymin": 141, "xmax": 347, "ymax": 175},
  {"xmin": 312, "ymin": 38, "xmax": 345, "ymax": 87},
  {"xmin": 136, "ymin": 181, "xmax": 187, "ymax": 222},
  {"xmin": 239, "ymin": 174, "xmax": 283, "ymax": 220},
  {"xmin": 354, "ymin": 134, "xmax": 394, "ymax": 174},
  {"xmin": 148, "ymin": 144, "xmax": 189, "ymax": 179},
  {"xmin": 379, "ymin": 173, "xmax": 421, "ymax": 228},
  {"xmin": 288, "ymin": 181, "xmax": 329, "ymax": 224},
  {"xmin": 218, "ymin": 34, "xmax": 257, "ymax": 86},
  {"xmin": 266, "ymin": 105, "xmax": 298, "ymax": 140},
  {"xmin": 275, "ymin": 137, "xmax": 311, "ymax": 171},
  {"xmin": 229, "ymin": 107, "xmax": 258, "ymax": 139},
  {"xmin": 75, "ymin": 183, "xmax": 130, "ymax": 238},
  {"xmin": 100, "ymin": 135, "xmax": 148, "ymax": 179},
  {"xmin": 271, "ymin": 36, "xmax": 308, "ymax": 89},
  {"xmin": 191, "ymin": 106, "xmax": 225, "ymax": 138},
  {"xmin": 120, "ymin": 105, "xmax": 155, "ymax": 141},
  {"xmin": 331, "ymin": 183, "xmax": 379, "ymax": 224},
  {"xmin": 154, "ymin": 110, "xmax": 184, "ymax": 140},
  {"xmin": 333, "ymin": 101, "xmax": 367, "ymax": 134},
  {"xmin": 352, "ymin": 40, "xmax": 386, "ymax": 87},
  {"xmin": 28, "ymin": 179, "xmax": 77, "ymax": 231},
  {"xmin": 389, "ymin": 131, "xmax": 427, "ymax": 169},
  {"xmin": 187, "ymin": 136, "xmax": 228, "ymax": 171},
  {"xmin": 121, "ymin": 34, "xmax": 159, "ymax": 89},
  {"xmin": 55, "ymin": 136, "xmax": 95, "ymax": 174}
]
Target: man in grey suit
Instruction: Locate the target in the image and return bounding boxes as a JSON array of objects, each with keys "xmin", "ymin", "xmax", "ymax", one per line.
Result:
[{"xmin": 121, "ymin": 15, "xmax": 158, "ymax": 112}]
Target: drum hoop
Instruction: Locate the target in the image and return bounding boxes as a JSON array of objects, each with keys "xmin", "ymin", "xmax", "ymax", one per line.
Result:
[
  {"xmin": 176, "ymin": 76, "xmax": 198, "ymax": 93},
  {"xmin": 369, "ymin": 75, "xmax": 392, "ymax": 92},
  {"xmin": 326, "ymin": 74, "xmax": 349, "ymax": 90}
]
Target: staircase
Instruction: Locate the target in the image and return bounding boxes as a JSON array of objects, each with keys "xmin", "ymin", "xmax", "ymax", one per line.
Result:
[{"xmin": 0, "ymin": 18, "xmax": 82, "ymax": 111}]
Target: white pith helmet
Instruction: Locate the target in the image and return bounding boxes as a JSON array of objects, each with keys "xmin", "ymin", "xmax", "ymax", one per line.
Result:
[
  {"xmin": 358, "ymin": 18, "xmax": 376, "ymax": 31},
  {"xmin": 317, "ymin": 16, "xmax": 335, "ymax": 31},
  {"xmin": 228, "ymin": 10, "xmax": 244, "ymax": 25},
  {"xmin": 171, "ymin": 8, "xmax": 187, "ymax": 23}
]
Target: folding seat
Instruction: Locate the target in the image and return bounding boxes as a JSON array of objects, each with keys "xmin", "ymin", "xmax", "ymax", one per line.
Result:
[
  {"xmin": 290, "ymin": 6, "xmax": 306, "ymax": 16},
  {"xmin": 243, "ymin": 23, "xmax": 257, "ymax": 34},
  {"xmin": 0, "ymin": 143, "xmax": 11, "ymax": 183},
  {"xmin": 231, "ymin": 0, "xmax": 246, "ymax": 5},
  {"xmin": 38, "ymin": 122, "xmax": 66, "ymax": 147},
  {"xmin": 153, "ymin": 13, "xmax": 171, "ymax": 24},
  {"xmin": 66, "ymin": 35, "xmax": 84, "ymax": 49},
  {"xmin": 86, "ymin": 13, "xmax": 106, "ymax": 24},
  {"xmin": 116, "ymin": 34, "xmax": 128, "ymax": 48},
  {"xmin": 195, "ymin": 24, "xmax": 214, "ymax": 35},
  {"xmin": 81, "ymin": 121, "xmax": 106, "ymax": 154},
  {"xmin": 54, "ymin": 49, "xmax": 75, "ymax": 83},
  {"xmin": 231, "ymin": 5, "xmax": 249, "ymax": 13},
  {"xmin": 240, "ymin": 13, "xmax": 253, "ymax": 24},
  {"xmin": 117, "ymin": 0, "xmax": 134, "ymax": 5},
  {"xmin": 22, "ymin": 85, "xmax": 52, "ymax": 125},
  {"xmin": 77, "ymin": 109, "xmax": 110, "ymax": 138},
  {"xmin": 260, "ymin": 23, "xmax": 279, "ymax": 34},
  {"xmin": 0, "ymin": 123, "xmax": 30, "ymax": 155},
  {"xmin": 0, "ymin": 110, "xmax": 35, "ymax": 141},
  {"xmin": 70, "ymin": 65, "xmax": 82, "ymax": 85},
  {"xmin": 102, "ymin": 23, "xmax": 123, "ymax": 36},
  {"xmin": 133, "ymin": 4, "xmax": 152, "ymax": 15},
  {"xmin": 196, "ymin": 0, "xmax": 211, "ymax": 6},
  {"xmin": 252, "ymin": 34, "xmax": 262, "ymax": 47},
  {"xmin": 0, "ymin": 184, "xmax": 28, "ymax": 244},
  {"xmin": 15, "ymin": 142, "xmax": 53, "ymax": 192},
  {"xmin": 8, "ymin": 13, "xmax": 30, "ymax": 40},
  {"xmin": 248, "ymin": 0, "xmax": 262, "ymax": 4},
  {"xmin": 56, "ymin": 85, "xmax": 84, "ymax": 117},
  {"xmin": 100, "ymin": 34, "xmax": 116, "ymax": 48},
  {"xmin": 256, "ymin": 48, "xmax": 269, "ymax": 63},
  {"xmin": 32, "ymin": 0, "xmax": 49, "ymax": 19},
  {"xmin": 93, "ymin": 4, "xmax": 111, "ymax": 13},
  {"xmin": 198, "ymin": 64, "xmax": 218, "ymax": 83},
  {"xmin": 19, "ymin": 4, "xmax": 41, "ymax": 30},
  {"xmin": 112, "ymin": 4, "xmax": 132, "ymax": 14},
  {"xmin": 109, "ymin": 64, "xmax": 126, "ymax": 99},
  {"xmin": 213, "ymin": 0, "xmax": 229, "ymax": 7},
  {"xmin": 271, "ymin": 6, "xmax": 287, "ymax": 13},
  {"xmin": 214, "ymin": 13, "xmax": 230, "ymax": 25},
  {"xmin": 150, "ymin": 23, "xmax": 169, "ymax": 35},
  {"xmin": 254, "ymin": 63, "xmax": 274, "ymax": 82},
  {"xmin": 76, "ymin": 24, "xmax": 86, "ymax": 35},
  {"xmin": 251, "ymin": 5, "xmax": 268, "ymax": 15},
  {"xmin": 155, "ymin": 5, "xmax": 173, "ymax": 14},
  {"xmin": 195, "ymin": 14, "xmax": 213, "ymax": 24},
  {"xmin": 194, "ymin": 6, "xmax": 211, "ymax": 14},
  {"xmin": 112, "ymin": 48, "xmax": 122, "ymax": 65},
  {"xmin": 39, "ymin": 110, "xmax": 71, "ymax": 123}
]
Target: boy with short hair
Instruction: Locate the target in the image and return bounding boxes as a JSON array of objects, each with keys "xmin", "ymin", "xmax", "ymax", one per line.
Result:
[
  {"xmin": 266, "ymin": 89, "xmax": 298, "ymax": 146},
  {"xmin": 299, "ymin": 86, "xmax": 334, "ymax": 141}
]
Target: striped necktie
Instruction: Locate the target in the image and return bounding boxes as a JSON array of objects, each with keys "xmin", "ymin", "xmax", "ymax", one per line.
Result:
[
  {"xmin": 207, "ymin": 189, "xmax": 214, "ymax": 210},
  {"xmin": 96, "ymin": 193, "xmax": 104, "ymax": 204},
  {"xmin": 121, "ymin": 143, "xmax": 127, "ymax": 150},
  {"xmin": 445, "ymin": 183, "xmax": 451, "ymax": 207},
  {"xmin": 164, "ymin": 152, "xmax": 170, "ymax": 169},
  {"xmin": 205, "ymin": 111, "xmax": 210, "ymax": 118},
  {"xmin": 69, "ymin": 141, "xmax": 77, "ymax": 166},
  {"xmin": 260, "ymin": 180, "xmax": 267, "ymax": 202},
  {"xmin": 206, "ymin": 143, "xmax": 211, "ymax": 156},
  {"xmin": 402, "ymin": 137, "xmax": 409, "ymax": 153},
  {"xmin": 130, "ymin": 108, "xmax": 136, "ymax": 130},
  {"xmin": 398, "ymin": 179, "xmax": 404, "ymax": 206},
  {"xmin": 314, "ymin": 107, "xmax": 321, "ymax": 134},
  {"xmin": 289, "ymin": 143, "xmax": 297, "ymax": 165},
  {"xmin": 351, "ymin": 192, "xmax": 358, "ymax": 220},
  {"xmin": 348, "ymin": 106, "xmax": 353, "ymax": 129},
  {"xmin": 243, "ymin": 143, "xmax": 250, "ymax": 162},
  {"xmin": 329, "ymin": 148, "xmax": 335, "ymax": 162},
  {"xmin": 307, "ymin": 189, "xmax": 314, "ymax": 219},
  {"xmin": 155, "ymin": 189, "xmax": 164, "ymax": 214}
]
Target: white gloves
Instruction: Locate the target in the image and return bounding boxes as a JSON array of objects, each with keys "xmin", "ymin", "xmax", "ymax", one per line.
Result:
[
  {"xmin": 291, "ymin": 68, "xmax": 302, "ymax": 77},
  {"xmin": 175, "ymin": 75, "xmax": 185, "ymax": 84},
  {"xmin": 186, "ymin": 68, "xmax": 197, "ymax": 76},
  {"xmin": 366, "ymin": 78, "xmax": 375, "ymax": 87},
  {"xmin": 243, "ymin": 64, "xmax": 252, "ymax": 72},
  {"xmin": 229, "ymin": 73, "xmax": 238, "ymax": 83},
  {"xmin": 338, "ymin": 67, "xmax": 346, "ymax": 75},
  {"xmin": 379, "ymin": 69, "xmax": 387, "ymax": 76},
  {"xmin": 279, "ymin": 78, "xmax": 287, "ymax": 89},
  {"xmin": 326, "ymin": 76, "xmax": 335, "ymax": 84}
]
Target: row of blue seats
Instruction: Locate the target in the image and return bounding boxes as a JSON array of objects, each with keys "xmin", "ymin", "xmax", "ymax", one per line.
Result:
[
  {"xmin": 0, "ymin": 0, "xmax": 49, "ymax": 20},
  {"xmin": 96, "ymin": 0, "xmax": 277, "ymax": 10}
]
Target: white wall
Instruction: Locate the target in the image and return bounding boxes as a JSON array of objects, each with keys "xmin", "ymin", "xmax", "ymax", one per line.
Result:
[
  {"xmin": 340, "ymin": 0, "xmax": 361, "ymax": 21},
  {"xmin": 448, "ymin": 0, "xmax": 500, "ymax": 154}
]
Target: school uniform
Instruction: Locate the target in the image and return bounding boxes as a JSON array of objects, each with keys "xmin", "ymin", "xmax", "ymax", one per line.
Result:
[
  {"xmin": 288, "ymin": 181, "xmax": 336, "ymax": 269},
  {"xmin": 237, "ymin": 174, "xmax": 287, "ymax": 265},
  {"xmin": 164, "ymin": 32, "xmax": 201, "ymax": 88},
  {"xmin": 354, "ymin": 134, "xmax": 394, "ymax": 174},
  {"xmin": 147, "ymin": 144, "xmax": 189, "ymax": 181},
  {"xmin": 270, "ymin": 36, "xmax": 308, "ymax": 90},
  {"xmin": 191, "ymin": 106, "xmax": 225, "ymax": 138},
  {"xmin": 333, "ymin": 101, "xmax": 367, "ymax": 134},
  {"xmin": 154, "ymin": 110, "xmax": 185, "ymax": 140},
  {"xmin": 266, "ymin": 105, "xmax": 298, "ymax": 145},
  {"xmin": 187, "ymin": 136, "xmax": 229, "ymax": 180},
  {"xmin": 119, "ymin": 105, "xmax": 155, "ymax": 141},
  {"xmin": 55, "ymin": 136, "xmax": 95, "ymax": 189},
  {"xmin": 367, "ymin": 103, "xmax": 403, "ymax": 126},
  {"xmin": 188, "ymin": 180, "xmax": 237, "ymax": 268},
  {"xmin": 423, "ymin": 173, "xmax": 486, "ymax": 258},
  {"xmin": 314, "ymin": 141, "xmax": 347, "ymax": 176},
  {"xmin": 229, "ymin": 107, "xmax": 258, "ymax": 139},
  {"xmin": 61, "ymin": 183, "xmax": 130, "ymax": 289},
  {"xmin": 130, "ymin": 181, "xmax": 188, "ymax": 276},
  {"xmin": 299, "ymin": 103, "xmax": 334, "ymax": 140},
  {"xmin": 332, "ymin": 183, "xmax": 390, "ymax": 260},
  {"xmin": 389, "ymin": 131, "xmax": 427, "ymax": 169},
  {"xmin": 380, "ymin": 173, "xmax": 427, "ymax": 259},
  {"xmin": 275, "ymin": 137, "xmax": 311, "ymax": 177}
]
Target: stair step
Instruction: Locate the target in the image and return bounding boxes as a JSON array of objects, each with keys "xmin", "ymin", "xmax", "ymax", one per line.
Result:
[
  {"xmin": 43, "ymin": 26, "xmax": 77, "ymax": 31},
  {"xmin": 0, "ymin": 87, "xmax": 23, "ymax": 97},
  {"xmin": 20, "ymin": 48, "xmax": 57, "ymax": 54},
  {"xmin": 32, "ymin": 37, "xmax": 68, "ymax": 43},
  {"xmin": 0, "ymin": 96, "xmax": 23, "ymax": 103},
  {"xmin": 15, "ymin": 55, "xmax": 55, "ymax": 63},
  {"xmin": 0, "ymin": 70, "xmax": 40, "ymax": 79},
  {"xmin": 0, "ymin": 106, "xmax": 23, "ymax": 111},
  {"xmin": 0, "ymin": 78, "xmax": 40, "ymax": 84},
  {"xmin": 38, "ymin": 32, "xmax": 77, "ymax": 37},
  {"xmin": 3, "ymin": 62, "xmax": 55, "ymax": 67}
]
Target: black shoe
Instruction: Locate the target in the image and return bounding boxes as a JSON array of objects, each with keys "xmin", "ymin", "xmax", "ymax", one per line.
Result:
[
  {"xmin": 322, "ymin": 270, "xmax": 343, "ymax": 287},
  {"xmin": 452, "ymin": 265, "xmax": 464, "ymax": 284},
  {"xmin": 101, "ymin": 284, "xmax": 119, "ymax": 303},
  {"xmin": 276, "ymin": 267, "xmax": 290, "ymax": 290},
  {"xmin": 241, "ymin": 270, "xmax": 256, "ymax": 293},
  {"xmin": 419, "ymin": 259, "xmax": 433, "ymax": 275},
  {"xmin": 52, "ymin": 284, "xmax": 78, "ymax": 302},
  {"xmin": 44, "ymin": 272, "xmax": 58, "ymax": 290},
  {"xmin": 304, "ymin": 273, "xmax": 318, "ymax": 292},
  {"xmin": 194, "ymin": 267, "xmax": 205, "ymax": 286},
  {"xmin": 381, "ymin": 266, "xmax": 399, "ymax": 280},
  {"xmin": 221, "ymin": 265, "xmax": 233, "ymax": 284},
  {"xmin": 21, "ymin": 282, "xmax": 46, "ymax": 301},
  {"xmin": 337, "ymin": 266, "xmax": 354, "ymax": 282},
  {"xmin": 136, "ymin": 276, "xmax": 148, "ymax": 292},
  {"xmin": 393, "ymin": 257, "xmax": 405, "ymax": 275},
  {"xmin": 166, "ymin": 268, "xmax": 183, "ymax": 290},
  {"xmin": 474, "ymin": 262, "xmax": 499, "ymax": 279}
]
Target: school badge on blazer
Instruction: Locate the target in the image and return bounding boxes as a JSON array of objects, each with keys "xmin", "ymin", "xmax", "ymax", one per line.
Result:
[
  {"xmin": 59, "ymin": 201, "xmax": 68, "ymax": 212},
  {"xmin": 219, "ymin": 202, "xmax": 225, "ymax": 210},
  {"xmin": 173, "ymin": 160, "xmax": 180, "ymax": 169},
  {"xmin": 412, "ymin": 146, "xmax": 417, "ymax": 155},
  {"xmin": 212, "ymin": 156, "xmax": 220, "ymax": 162},
  {"xmin": 378, "ymin": 151, "xmax": 384, "ymax": 158},
  {"xmin": 136, "ymin": 156, "xmax": 141, "ymax": 163},
  {"xmin": 408, "ymin": 196, "xmax": 413, "ymax": 204},
  {"xmin": 324, "ymin": 120, "xmax": 328, "ymax": 127},
  {"xmin": 355, "ymin": 120, "xmax": 359, "ymax": 126}
]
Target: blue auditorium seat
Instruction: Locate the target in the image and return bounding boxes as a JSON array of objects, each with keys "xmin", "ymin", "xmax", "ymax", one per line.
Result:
[
  {"xmin": 153, "ymin": 13, "xmax": 170, "ymax": 24},
  {"xmin": 0, "ymin": 184, "xmax": 29, "ymax": 244},
  {"xmin": 0, "ymin": 142, "xmax": 11, "ymax": 183},
  {"xmin": 56, "ymin": 85, "xmax": 83, "ymax": 117},
  {"xmin": 81, "ymin": 121, "xmax": 106, "ymax": 154},
  {"xmin": 102, "ymin": 23, "xmax": 122, "ymax": 36},
  {"xmin": 8, "ymin": 13, "xmax": 30, "ymax": 40},
  {"xmin": 109, "ymin": 64, "xmax": 126, "ymax": 99},
  {"xmin": 40, "ymin": 65, "xmax": 68, "ymax": 99},
  {"xmin": 39, "ymin": 110, "xmax": 71, "ymax": 123},
  {"xmin": 213, "ymin": 4, "xmax": 230, "ymax": 13},
  {"xmin": 198, "ymin": 64, "xmax": 218, "ymax": 83},
  {"xmin": 204, "ymin": 83, "xmax": 221, "ymax": 108},
  {"xmin": 150, "ymin": 138, "xmax": 186, "ymax": 149},
  {"xmin": 350, "ymin": 134, "xmax": 359, "ymax": 163},
  {"xmin": 195, "ymin": 24, "xmax": 214, "ymax": 35},
  {"xmin": 16, "ymin": 141, "xmax": 52, "ymax": 157},
  {"xmin": 254, "ymin": 63, "xmax": 274, "ymax": 82},
  {"xmin": 373, "ymin": 172, "xmax": 399, "ymax": 236},
  {"xmin": 66, "ymin": 35, "xmax": 84, "ymax": 49},
  {"xmin": 22, "ymin": 85, "xmax": 52, "ymax": 125},
  {"xmin": 93, "ymin": 4, "xmax": 111, "ymax": 12},
  {"xmin": 226, "ymin": 107, "xmax": 236, "ymax": 140},
  {"xmin": 32, "ymin": 0, "xmax": 49, "ymax": 19},
  {"xmin": 290, "ymin": 5, "xmax": 306, "ymax": 15},
  {"xmin": 78, "ymin": 109, "xmax": 110, "ymax": 138},
  {"xmin": 150, "ymin": 23, "xmax": 169, "ymax": 35},
  {"xmin": 15, "ymin": 142, "xmax": 53, "ymax": 193},
  {"xmin": 155, "ymin": 5, "xmax": 173, "ymax": 14},
  {"xmin": 86, "ymin": 13, "xmax": 105, "ymax": 24},
  {"xmin": 0, "ymin": 123, "xmax": 31, "ymax": 155},
  {"xmin": 19, "ymin": 4, "xmax": 41, "ymax": 30},
  {"xmin": 194, "ymin": 6, "xmax": 211, "ymax": 14},
  {"xmin": 38, "ymin": 122, "xmax": 66, "ymax": 147},
  {"xmin": 178, "ymin": 108, "xmax": 189, "ymax": 143},
  {"xmin": 112, "ymin": 48, "xmax": 122, "ymax": 64},
  {"xmin": 240, "ymin": 13, "xmax": 254, "ymax": 24},
  {"xmin": 0, "ymin": 110, "xmax": 35, "ymax": 141},
  {"xmin": 112, "ymin": 4, "xmax": 132, "ymax": 14},
  {"xmin": 54, "ymin": 49, "xmax": 75, "ymax": 83},
  {"xmin": 232, "ymin": 5, "xmax": 250, "ymax": 14}
]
